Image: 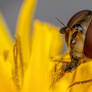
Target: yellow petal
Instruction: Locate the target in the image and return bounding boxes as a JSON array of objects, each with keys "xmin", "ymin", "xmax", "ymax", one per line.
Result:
[
  {"xmin": 0, "ymin": 58, "xmax": 17, "ymax": 92},
  {"xmin": 15, "ymin": 0, "xmax": 36, "ymax": 68},
  {"xmin": 12, "ymin": 0, "xmax": 36, "ymax": 89},
  {"xmin": 87, "ymin": 85, "xmax": 92, "ymax": 92},
  {"xmin": 0, "ymin": 13, "xmax": 13, "ymax": 79},
  {"xmin": 0, "ymin": 13, "xmax": 13, "ymax": 62},
  {"xmin": 7, "ymin": 0, "xmax": 37, "ymax": 90},
  {"xmin": 0, "ymin": 13, "xmax": 17, "ymax": 92},
  {"xmin": 49, "ymin": 24, "xmax": 64, "ymax": 57},
  {"xmin": 70, "ymin": 61, "xmax": 92, "ymax": 92},
  {"xmin": 22, "ymin": 20, "xmax": 64, "ymax": 92}
]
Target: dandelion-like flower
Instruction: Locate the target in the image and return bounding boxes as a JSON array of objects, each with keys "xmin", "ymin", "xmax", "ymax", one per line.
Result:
[{"xmin": 0, "ymin": 0, "xmax": 92, "ymax": 92}]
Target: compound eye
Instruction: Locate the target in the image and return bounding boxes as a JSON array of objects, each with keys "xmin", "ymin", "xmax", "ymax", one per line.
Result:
[
  {"xmin": 84, "ymin": 21, "xmax": 92, "ymax": 58},
  {"xmin": 72, "ymin": 24, "xmax": 83, "ymax": 32},
  {"xmin": 67, "ymin": 10, "xmax": 92, "ymax": 27}
]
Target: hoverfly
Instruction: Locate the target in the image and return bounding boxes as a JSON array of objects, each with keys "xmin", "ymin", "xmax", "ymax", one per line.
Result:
[{"xmin": 50, "ymin": 10, "xmax": 92, "ymax": 88}]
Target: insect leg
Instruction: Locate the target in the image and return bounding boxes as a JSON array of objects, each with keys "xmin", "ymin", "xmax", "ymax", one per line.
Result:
[
  {"xmin": 78, "ymin": 57, "xmax": 92, "ymax": 65},
  {"xmin": 50, "ymin": 53, "xmax": 70, "ymax": 63},
  {"xmin": 50, "ymin": 62, "xmax": 71, "ymax": 88},
  {"xmin": 69, "ymin": 79, "xmax": 92, "ymax": 88}
]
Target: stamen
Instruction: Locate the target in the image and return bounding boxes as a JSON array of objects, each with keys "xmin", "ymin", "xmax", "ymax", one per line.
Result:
[{"xmin": 12, "ymin": 35, "xmax": 24, "ymax": 89}]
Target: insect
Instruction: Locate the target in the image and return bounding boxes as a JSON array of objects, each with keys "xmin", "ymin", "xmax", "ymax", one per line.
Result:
[{"xmin": 50, "ymin": 10, "xmax": 92, "ymax": 88}]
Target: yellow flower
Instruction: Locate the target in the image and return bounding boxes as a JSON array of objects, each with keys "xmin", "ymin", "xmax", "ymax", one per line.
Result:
[{"xmin": 0, "ymin": 0, "xmax": 92, "ymax": 92}]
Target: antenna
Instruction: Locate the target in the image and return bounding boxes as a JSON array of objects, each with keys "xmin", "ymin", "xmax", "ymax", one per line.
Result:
[{"xmin": 56, "ymin": 17, "xmax": 65, "ymax": 27}]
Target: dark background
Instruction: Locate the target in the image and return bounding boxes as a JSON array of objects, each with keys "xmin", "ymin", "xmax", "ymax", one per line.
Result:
[{"xmin": 0, "ymin": 0, "xmax": 92, "ymax": 35}]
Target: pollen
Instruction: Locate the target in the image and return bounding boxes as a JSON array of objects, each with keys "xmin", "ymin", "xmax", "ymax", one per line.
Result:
[{"xmin": 12, "ymin": 35, "xmax": 24, "ymax": 89}]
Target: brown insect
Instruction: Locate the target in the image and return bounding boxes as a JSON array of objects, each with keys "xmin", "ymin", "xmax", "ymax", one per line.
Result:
[{"xmin": 51, "ymin": 10, "xmax": 92, "ymax": 88}]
